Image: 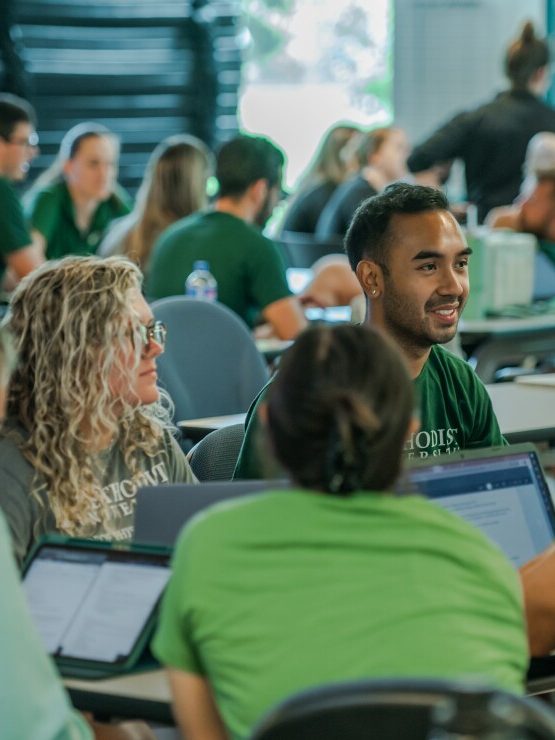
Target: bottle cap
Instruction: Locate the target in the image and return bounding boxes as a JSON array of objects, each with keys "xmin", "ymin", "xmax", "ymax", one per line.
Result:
[{"xmin": 193, "ymin": 260, "xmax": 209, "ymax": 271}]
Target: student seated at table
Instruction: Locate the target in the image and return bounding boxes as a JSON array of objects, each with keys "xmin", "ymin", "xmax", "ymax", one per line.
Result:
[
  {"xmin": 24, "ymin": 122, "xmax": 131, "ymax": 259},
  {"xmin": 0, "ymin": 324, "xmax": 153, "ymax": 740},
  {"xmin": 153, "ymin": 323, "xmax": 527, "ymax": 740},
  {"xmin": 279, "ymin": 122, "xmax": 360, "ymax": 235},
  {"xmin": 99, "ymin": 134, "xmax": 213, "ymax": 273},
  {"xmin": 0, "ymin": 256, "xmax": 195, "ymax": 567}
]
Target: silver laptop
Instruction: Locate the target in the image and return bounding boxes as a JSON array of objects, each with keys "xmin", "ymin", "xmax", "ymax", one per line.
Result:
[
  {"xmin": 405, "ymin": 443, "xmax": 555, "ymax": 567},
  {"xmin": 134, "ymin": 479, "xmax": 288, "ymax": 547}
]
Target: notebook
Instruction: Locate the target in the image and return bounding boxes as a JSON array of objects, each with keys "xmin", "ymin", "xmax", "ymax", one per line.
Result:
[
  {"xmin": 405, "ymin": 443, "xmax": 555, "ymax": 568},
  {"xmin": 21, "ymin": 536, "xmax": 172, "ymax": 679},
  {"xmin": 134, "ymin": 479, "xmax": 289, "ymax": 547}
]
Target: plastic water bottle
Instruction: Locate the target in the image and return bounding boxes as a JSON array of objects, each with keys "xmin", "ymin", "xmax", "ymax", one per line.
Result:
[{"xmin": 185, "ymin": 260, "xmax": 218, "ymax": 302}]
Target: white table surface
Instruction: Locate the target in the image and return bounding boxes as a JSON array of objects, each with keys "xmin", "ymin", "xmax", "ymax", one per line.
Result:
[
  {"xmin": 486, "ymin": 383, "xmax": 555, "ymax": 439},
  {"xmin": 64, "ymin": 668, "xmax": 171, "ymax": 702}
]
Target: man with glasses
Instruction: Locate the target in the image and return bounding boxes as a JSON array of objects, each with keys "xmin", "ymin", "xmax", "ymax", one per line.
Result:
[{"xmin": 0, "ymin": 93, "xmax": 43, "ymax": 290}]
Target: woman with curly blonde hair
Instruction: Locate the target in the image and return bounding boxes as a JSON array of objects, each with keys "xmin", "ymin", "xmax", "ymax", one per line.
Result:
[{"xmin": 0, "ymin": 255, "xmax": 195, "ymax": 566}]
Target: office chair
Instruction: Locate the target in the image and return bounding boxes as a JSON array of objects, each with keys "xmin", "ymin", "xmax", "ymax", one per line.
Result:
[
  {"xmin": 188, "ymin": 423, "xmax": 245, "ymax": 481},
  {"xmin": 278, "ymin": 232, "xmax": 344, "ymax": 269},
  {"xmin": 151, "ymin": 296, "xmax": 269, "ymax": 421},
  {"xmin": 250, "ymin": 678, "xmax": 555, "ymax": 740}
]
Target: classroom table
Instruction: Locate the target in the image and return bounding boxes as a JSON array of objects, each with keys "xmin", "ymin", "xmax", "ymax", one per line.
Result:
[
  {"xmin": 460, "ymin": 315, "xmax": 555, "ymax": 383},
  {"xmin": 486, "ymin": 383, "xmax": 555, "ymax": 445},
  {"xmin": 179, "ymin": 382, "xmax": 555, "ymax": 447},
  {"xmin": 62, "ymin": 650, "xmax": 555, "ymax": 715},
  {"xmin": 178, "ymin": 413, "xmax": 246, "ymax": 442},
  {"xmin": 65, "ymin": 669, "xmax": 173, "ymax": 723}
]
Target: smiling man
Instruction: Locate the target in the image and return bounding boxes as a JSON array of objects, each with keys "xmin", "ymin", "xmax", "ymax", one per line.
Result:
[
  {"xmin": 234, "ymin": 183, "xmax": 504, "ymax": 478},
  {"xmin": 0, "ymin": 94, "xmax": 43, "ymax": 287},
  {"xmin": 347, "ymin": 182, "xmax": 503, "ymax": 458}
]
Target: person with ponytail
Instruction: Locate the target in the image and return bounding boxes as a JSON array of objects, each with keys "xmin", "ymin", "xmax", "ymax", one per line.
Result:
[
  {"xmin": 408, "ymin": 20, "xmax": 555, "ymax": 222},
  {"xmin": 153, "ymin": 324, "xmax": 527, "ymax": 740}
]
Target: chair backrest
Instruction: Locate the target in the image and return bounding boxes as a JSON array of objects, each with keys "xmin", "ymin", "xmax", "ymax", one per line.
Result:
[
  {"xmin": 278, "ymin": 233, "xmax": 344, "ymax": 269},
  {"xmin": 250, "ymin": 678, "xmax": 555, "ymax": 740},
  {"xmin": 151, "ymin": 296, "xmax": 269, "ymax": 421},
  {"xmin": 188, "ymin": 423, "xmax": 245, "ymax": 481}
]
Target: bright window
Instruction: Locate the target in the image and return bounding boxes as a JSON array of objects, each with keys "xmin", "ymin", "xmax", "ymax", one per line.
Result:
[{"xmin": 239, "ymin": 0, "xmax": 394, "ymax": 189}]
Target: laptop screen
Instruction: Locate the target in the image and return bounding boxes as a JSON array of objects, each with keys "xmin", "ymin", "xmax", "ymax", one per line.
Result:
[
  {"xmin": 407, "ymin": 449, "xmax": 555, "ymax": 567},
  {"xmin": 22, "ymin": 540, "xmax": 170, "ymax": 666}
]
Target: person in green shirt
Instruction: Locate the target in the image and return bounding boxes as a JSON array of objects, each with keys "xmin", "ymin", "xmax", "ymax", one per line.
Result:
[
  {"xmin": 146, "ymin": 134, "xmax": 306, "ymax": 339},
  {"xmin": 24, "ymin": 122, "xmax": 131, "ymax": 259},
  {"xmin": 234, "ymin": 182, "xmax": 505, "ymax": 479},
  {"xmin": 153, "ymin": 323, "xmax": 527, "ymax": 740},
  {"xmin": 0, "ymin": 93, "xmax": 43, "ymax": 289}
]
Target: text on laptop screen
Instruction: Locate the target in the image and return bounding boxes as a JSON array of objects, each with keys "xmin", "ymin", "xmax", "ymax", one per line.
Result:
[
  {"xmin": 409, "ymin": 451, "xmax": 555, "ymax": 567},
  {"xmin": 22, "ymin": 544, "xmax": 170, "ymax": 664}
]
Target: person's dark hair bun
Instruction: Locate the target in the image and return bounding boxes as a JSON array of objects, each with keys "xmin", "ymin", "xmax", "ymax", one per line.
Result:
[{"xmin": 520, "ymin": 21, "xmax": 536, "ymax": 45}]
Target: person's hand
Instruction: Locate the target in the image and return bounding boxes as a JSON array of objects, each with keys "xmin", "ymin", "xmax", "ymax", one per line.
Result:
[{"xmin": 84, "ymin": 714, "xmax": 157, "ymax": 740}]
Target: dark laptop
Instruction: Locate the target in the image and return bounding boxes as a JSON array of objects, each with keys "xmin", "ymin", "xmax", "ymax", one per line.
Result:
[
  {"xmin": 405, "ymin": 443, "xmax": 555, "ymax": 567},
  {"xmin": 134, "ymin": 479, "xmax": 289, "ymax": 547}
]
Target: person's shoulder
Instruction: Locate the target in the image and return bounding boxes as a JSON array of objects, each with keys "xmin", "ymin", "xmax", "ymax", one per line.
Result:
[
  {"xmin": 0, "ymin": 424, "xmax": 33, "ymax": 478},
  {"xmin": 162, "ymin": 211, "xmax": 206, "ymax": 241},
  {"xmin": 428, "ymin": 344, "xmax": 475, "ymax": 377},
  {"xmin": 400, "ymin": 494, "xmax": 514, "ymax": 569},
  {"xmin": 151, "ymin": 212, "xmax": 202, "ymax": 253},
  {"xmin": 0, "ymin": 176, "xmax": 16, "ymax": 197},
  {"xmin": 184, "ymin": 489, "xmax": 295, "ymax": 542},
  {"xmin": 25, "ymin": 180, "xmax": 65, "ymax": 213}
]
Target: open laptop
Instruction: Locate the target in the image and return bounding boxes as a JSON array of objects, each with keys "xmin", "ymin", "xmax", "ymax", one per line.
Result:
[
  {"xmin": 405, "ymin": 443, "xmax": 555, "ymax": 568},
  {"xmin": 134, "ymin": 479, "xmax": 289, "ymax": 547},
  {"xmin": 22, "ymin": 536, "xmax": 171, "ymax": 679}
]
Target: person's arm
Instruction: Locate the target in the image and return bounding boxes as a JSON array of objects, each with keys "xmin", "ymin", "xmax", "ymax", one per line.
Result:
[
  {"xmin": 485, "ymin": 206, "xmax": 520, "ymax": 230},
  {"xmin": 168, "ymin": 669, "xmax": 228, "ymax": 740},
  {"xmin": 165, "ymin": 430, "xmax": 198, "ymax": 483},
  {"xmin": 407, "ymin": 110, "xmax": 475, "ymax": 173},
  {"xmin": 6, "ymin": 238, "xmax": 43, "ymax": 277},
  {"xmin": 262, "ymin": 295, "xmax": 307, "ymax": 340},
  {"xmin": 520, "ymin": 546, "xmax": 555, "ymax": 655}
]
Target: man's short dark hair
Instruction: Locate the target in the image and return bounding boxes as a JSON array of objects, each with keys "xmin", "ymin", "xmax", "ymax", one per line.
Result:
[
  {"xmin": 0, "ymin": 93, "xmax": 36, "ymax": 141},
  {"xmin": 344, "ymin": 182, "xmax": 450, "ymax": 271},
  {"xmin": 216, "ymin": 134, "xmax": 285, "ymax": 198}
]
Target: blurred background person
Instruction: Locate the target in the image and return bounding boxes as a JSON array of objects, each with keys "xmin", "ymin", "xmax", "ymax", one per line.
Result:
[
  {"xmin": 316, "ymin": 126, "xmax": 410, "ymax": 239},
  {"xmin": 408, "ymin": 21, "xmax": 555, "ymax": 223},
  {"xmin": 100, "ymin": 134, "xmax": 213, "ymax": 273},
  {"xmin": 487, "ymin": 132, "xmax": 555, "ymax": 261},
  {"xmin": 0, "ymin": 93, "xmax": 42, "ymax": 294},
  {"xmin": 279, "ymin": 122, "xmax": 360, "ymax": 236},
  {"xmin": 24, "ymin": 122, "xmax": 131, "ymax": 259}
]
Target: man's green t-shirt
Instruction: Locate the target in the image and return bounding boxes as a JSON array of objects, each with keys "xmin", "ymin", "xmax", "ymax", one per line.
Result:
[
  {"xmin": 24, "ymin": 180, "xmax": 131, "ymax": 259},
  {"xmin": 234, "ymin": 344, "xmax": 506, "ymax": 479},
  {"xmin": 145, "ymin": 211, "xmax": 291, "ymax": 328},
  {"xmin": 152, "ymin": 489, "xmax": 526, "ymax": 740},
  {"xmin": 0, "ymin": 177, "xmax": 32, "ymax": 284}
]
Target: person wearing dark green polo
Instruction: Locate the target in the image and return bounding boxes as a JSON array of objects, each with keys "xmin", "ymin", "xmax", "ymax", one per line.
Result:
[
  {"xmin": 23, "ymin": 122, "xmax": 131, "ymax": 259},
  {"xmin": 146, "ymin": 134, "xmax": 306, "ymax": 340},
  {"xmin": 0, "ymin": 94, "xmax": 43, "ymax": 287}
]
